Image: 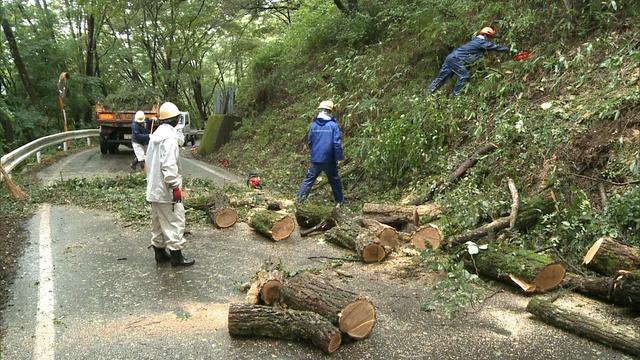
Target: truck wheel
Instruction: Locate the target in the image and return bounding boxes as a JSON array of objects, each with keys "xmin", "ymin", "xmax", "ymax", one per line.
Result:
[{"xmin": 100, "ymin": 136, "xmax": 108, "ymax": 154}]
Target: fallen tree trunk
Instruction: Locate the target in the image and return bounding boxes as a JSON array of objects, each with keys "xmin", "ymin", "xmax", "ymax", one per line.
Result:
[
  {"xmin": 411, "ymin": 143, "xmax": 498, "ymax": 205},
  {"xmin": 411, "ymin": 224, "xmax": 443, "ymax": 251},
  {"xmin": 468, "ymin": 244, "xmax": 566, "ymax": 293},
  {"xmin": 358, "ymin": 218, "xmax": 399, "ymax": 249},
  {"xmin": 245, "ymin": 260, "xmax": 286, "ymax": 306},
  {"xmin": 527, "ymin": 297, "xmax": 640, "ymax": 357},
  {"xmin": 281, "ymin": 272, "xmax": 376, "ymax": 340},
  {"xmin": 362, "ymin": 203, "xmax": 441, "ymax": 223},
  {"xmin": 563, "ymin": 271, "xmax": 640, "ymax": 307},
  {"xmin": 325, "ymin": 223, "xmax": 386, "ymax": 263},
  {"xmin": 295, "ymin": 203, "xmax": 335, "ymax": 229},
  {"xmin": 228, "ymin": 303, "xmax": 342, "ymax": 354},
  {"xmin": 583, "ymin": 237, "xmax": 640, "ymax": 276},
  {"xmin": 186, "ymin": 190, "xmax": 238, "ymax": 228},
  {"xmin": 448, "ymin": 195, "xmax": 555, "ymax": 247},
  {"xmin": 249, "ymin": 210, "xmax": 296, "ymax": 241}
]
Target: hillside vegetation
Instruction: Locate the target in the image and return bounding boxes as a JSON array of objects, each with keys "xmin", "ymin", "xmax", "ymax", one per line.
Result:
[{"xmin": 211, "ymin": 0, "xmax": 640, "ymax": 265}]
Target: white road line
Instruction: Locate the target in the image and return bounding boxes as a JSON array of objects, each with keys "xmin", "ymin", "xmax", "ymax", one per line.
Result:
[
  {"xmin": 33, "ymin": 204, "xmax": 55, "ymax": 360},
  {"xmin": 182, "ymin": 157, "xmax": 240, "ymax": 183}
]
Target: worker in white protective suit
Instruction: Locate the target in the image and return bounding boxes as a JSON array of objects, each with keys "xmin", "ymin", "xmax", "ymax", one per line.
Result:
[{"xmin": 145, "ymin": 101, "xmax": 194, "ymax": 266}]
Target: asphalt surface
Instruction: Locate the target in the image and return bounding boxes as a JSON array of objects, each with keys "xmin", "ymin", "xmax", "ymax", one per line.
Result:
[{"xmin": 0, "ymin": 148, "xmax": 634, "ymax": 359}]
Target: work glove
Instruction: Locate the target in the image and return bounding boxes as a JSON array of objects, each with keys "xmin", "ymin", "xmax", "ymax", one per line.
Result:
[{"xmin": 173, "ymin": 188, "xmax": 182, "ymax": 203}]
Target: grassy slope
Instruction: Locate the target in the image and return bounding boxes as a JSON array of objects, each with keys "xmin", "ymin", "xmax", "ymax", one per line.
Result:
[{"xmin": 207, "ymin": 0, "xmax": 640, "ymax": 264}]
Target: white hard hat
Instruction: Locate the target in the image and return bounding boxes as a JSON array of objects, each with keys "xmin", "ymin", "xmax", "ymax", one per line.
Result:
[
  {"xmin": 134, "ymin": 111, "xmax": 145, "ymax": 123},
  {"xmin": 318, "ymin": 100, "xmax": 334, "ymax": 112},
  {"xmin": 158, "ymin": 102, "xmax": 180, "ymax": 120}
]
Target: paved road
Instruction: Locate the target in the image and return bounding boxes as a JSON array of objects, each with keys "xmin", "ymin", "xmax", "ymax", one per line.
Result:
[
  {"xmin": 0, "ymin": 150, "xmax": 632, "ymax": 359},
  {"xmin": 36, "ymin": 146, "xmax": 240, "ymax": 186}
]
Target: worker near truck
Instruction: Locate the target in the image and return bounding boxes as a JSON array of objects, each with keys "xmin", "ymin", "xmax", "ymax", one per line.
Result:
[
  {"xmin": 130, "ymin": 111, "xmax": 150, "ymax": 171},
  {"xmin": 296, "ymin": 100, "xmax": 345, "ymax": 206},
  {"xmin": 145, "ymin": 101, "xmax": 194, "ymax": 267},
  {"xmin": 426, "ymin": 26, "xmax": 516, "ymax": 96}
]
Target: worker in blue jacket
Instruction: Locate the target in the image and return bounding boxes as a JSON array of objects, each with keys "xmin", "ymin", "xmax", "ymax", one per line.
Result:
[
  {"xmin": 427, "ymin": 26, "xmax": 513, "ymax": 96},
  {"xmin": 296, "ymin": 100, "xmax": 345, "ymax": 206},
  {"xmin": 130, "ymin": 111, "xmax": 151, "ymax": 171}
]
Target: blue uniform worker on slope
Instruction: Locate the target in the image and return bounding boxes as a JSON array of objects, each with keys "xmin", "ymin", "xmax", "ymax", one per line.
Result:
[
  {"xmin": 297, "ymin": 100, "xmax": 345, "ymax": 206},
  {"xmin": 427, "ymin": 26, "xmax": 513, "ymax": 96}
]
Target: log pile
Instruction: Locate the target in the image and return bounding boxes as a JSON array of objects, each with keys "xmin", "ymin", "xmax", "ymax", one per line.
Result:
[
  {"xmin": 249, "ymin": 209, "xmax": 296, "ymax": 241},
  {"xmin": 325, "ymin": 223, "xmax": 387, "ymax": 263},
  {"xmin": 282, "ymin": 272, "xmax": 377, "ymax": 340},
  {"xmin": 362, "ymin": 202, "xmax": 442, "ymax": 223}
]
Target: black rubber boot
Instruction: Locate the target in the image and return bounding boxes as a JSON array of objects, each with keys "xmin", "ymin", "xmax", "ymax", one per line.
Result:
[
  {"xmin": 151, "ymin": 245, "xmax": 170, "ymax": 263},
  {"xmin": 170, "ymin": 250, "xmax": 195, "ymax": 267}
]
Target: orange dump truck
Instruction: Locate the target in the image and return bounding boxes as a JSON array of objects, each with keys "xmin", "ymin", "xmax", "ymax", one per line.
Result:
[{"xmin": 96, "ymin": 103, "xmax": 196, "ymax": 154}]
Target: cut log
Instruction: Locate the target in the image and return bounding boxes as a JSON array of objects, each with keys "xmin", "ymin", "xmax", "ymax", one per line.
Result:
[
  {"xmin": 245, "ymin": 260, "xmax": 286, "ymax": 306},
  {"xmin": 186, "ymin": 190, "xmax": 238, "ymax": 228},
  {"xmin": 527, "ymin": 297, "xmax": 640, "ymax": 357},
  {"xmin": 583, "ymin": 237, "xmax": 640, "ymax": 276},
  {"xmin": 563, "ymin": 270, "xmax": 640, "ymax": 307},
  {"xmin": 362, "ymin": 203, "xmax": 441, "ymax": 223},
  {"xmin": 468, "ymin": 244, "xmax": 566, "ymax": 293},
  {"xmin": 411, "ymin": 224, "xmax": 443, "ymax": 251},
  {"xmin": 295, "ymin": 203, "xmax": 335, "ymax": 228},
  {"xmin": 228, "ymin": 303, "xmax": 342, "ymax": 354},
  {"xmin": 358, "ymin": 218, "xmax": 399, "ymax": 248},
  {"xmin": 362, "ymin": 214, "xmax": 414, "ymax": 230},
  {"xmin": 249, "ymin": 210, "xmax": 296, "ymax": 241},
  {"xmin": 281, "ymin": 272, "xmax": 376, "ymax": 340},
  {"xmin": 448, "ymin": 195, "xmax": 555, "ymax": 247},
  {"xmin": 325, "ymin": 223, "xmax": 386, "ymax": 263},
  {"xmin": 411, "ymin": 143, "xmax": 498, "ymax": 205}
]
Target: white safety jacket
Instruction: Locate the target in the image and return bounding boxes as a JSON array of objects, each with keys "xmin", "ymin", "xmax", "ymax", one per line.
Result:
[{"xmin": 146, "ymin": 123, "xmax": 183, "ymax": 203}]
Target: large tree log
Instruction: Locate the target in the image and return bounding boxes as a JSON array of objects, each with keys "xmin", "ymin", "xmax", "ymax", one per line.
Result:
[
  {"xmin": 228, "ymin": 303, "xmax": 342, "ymax": 354},
  {"xmin": 563, "ymin": 271, "xmax": 640, "ymax": 307},
  {"xmin": 448, "ymin": 195, "xmax": 555, "ymax": 247},
  {"xmin": 325, "ymin": 223, "xmax": 386, "ymax": 263},
  {"xmin": 583, "ymin": 237, "xmax": 640, "ymax": 276},
  {"xmin": 411, "ymin": 224, "xmax": 443, "ymax": 251},
  {"xmin": 411, "ymin": 143, "xmax": 498, "ymax": 205},
  {"xmin": 245, "ymin": 260, "xmax": 286, "ymax": 306},
  {"xmin": 249, "ymin": 210, "xmax": 296, "ymax": 241},
  {"xmin": 281, "ymin": 272, "xmax": 376, "ymax": 340},
  {"xmin": 527, "ymin": 297, "xmax": 640, "ymax": 357},
  {"xmin": 295, "ymin": 203, "xmax": 335, "ymax": 229},
  {"xmin": 362, "ymin": 203, "xmax": 441, "ymax": 223},
  {"xmin": 468, "ymin": 244, "xmax": 566, "ymax": 293},
  {"xmin": 358, "ymin": 218, "xmax": 399, "ymax": 249},
  {"xmin": 186, "ymin": 190, "xmax": 238, "ymax": 228},
  {"xmin": 361, "ymin": 214, "xmax": 415, "ymax": 230}
]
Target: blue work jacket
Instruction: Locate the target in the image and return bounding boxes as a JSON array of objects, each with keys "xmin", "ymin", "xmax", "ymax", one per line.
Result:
[
  {"xmin": 449, "ymin": 35, "xmax": 509, "ymax": 64},
  {"xmin": 308, "ymin": 112, "xmax": 343, "ymax": 163}
]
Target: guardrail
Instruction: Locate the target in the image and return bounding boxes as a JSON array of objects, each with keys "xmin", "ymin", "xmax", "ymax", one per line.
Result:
[{"xmin": 1, "ymin": 129, "xmax": 100, "ymax": 175}]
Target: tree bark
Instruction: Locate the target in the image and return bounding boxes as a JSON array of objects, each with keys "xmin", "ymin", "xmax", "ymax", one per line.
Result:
[
  {"xmin": 468, "ymin": 244, "xmax": 566, "ymax": 293},
  {"xmin": 245, "ymin": 260, "xmax": 286, "ymax": 306},
  {"xmin": 583, "ymin": 237, "xmax": 640, "ymax": 276},
  {"xmin": 1, "ymin": 9, "xmax": 39, "ymax": 106},
  {"xmin": 563, "ymin": 271, "xmax": 640, "ymax": 307},
  {"xmin": 228, "ymin": 303, "xmax": 342, "ymax": 354},
  {"xmin": 325, "ymin": 223, "xmax": 386, "ymax": 263},
  {"xmin": 249, "ymin": 210, "xmax": 296, "ymax": 241},
  {"xmin": 527, "ymin": 297, "xmax": 640, "ymax": 357},
  {"xmin": 85, "ymin": 13, "xmax": 96, "ymax": 77},
  {"xmin": 281, "ymin": 272, "xmax": 376, "ymax": 340},
  {"xmin": 358, "ymin": 218, "xmax": 399, "ymax": 249},
  {"xmin": 362, "ymin": 203, "xmax": 441, "ymax": 223},
  {"xmin": 295, "ymin": 203, "xmax": 335, "ymax": 228}
]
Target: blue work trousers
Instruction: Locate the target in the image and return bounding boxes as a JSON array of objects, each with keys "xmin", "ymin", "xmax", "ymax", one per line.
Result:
[
  {"xmin": 297, "ymin": 162, "xmax": 344, "ymax": 204},
  {"xmin": 427, "ymin": 56, "xmax": 470, "ymax": 96}
]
